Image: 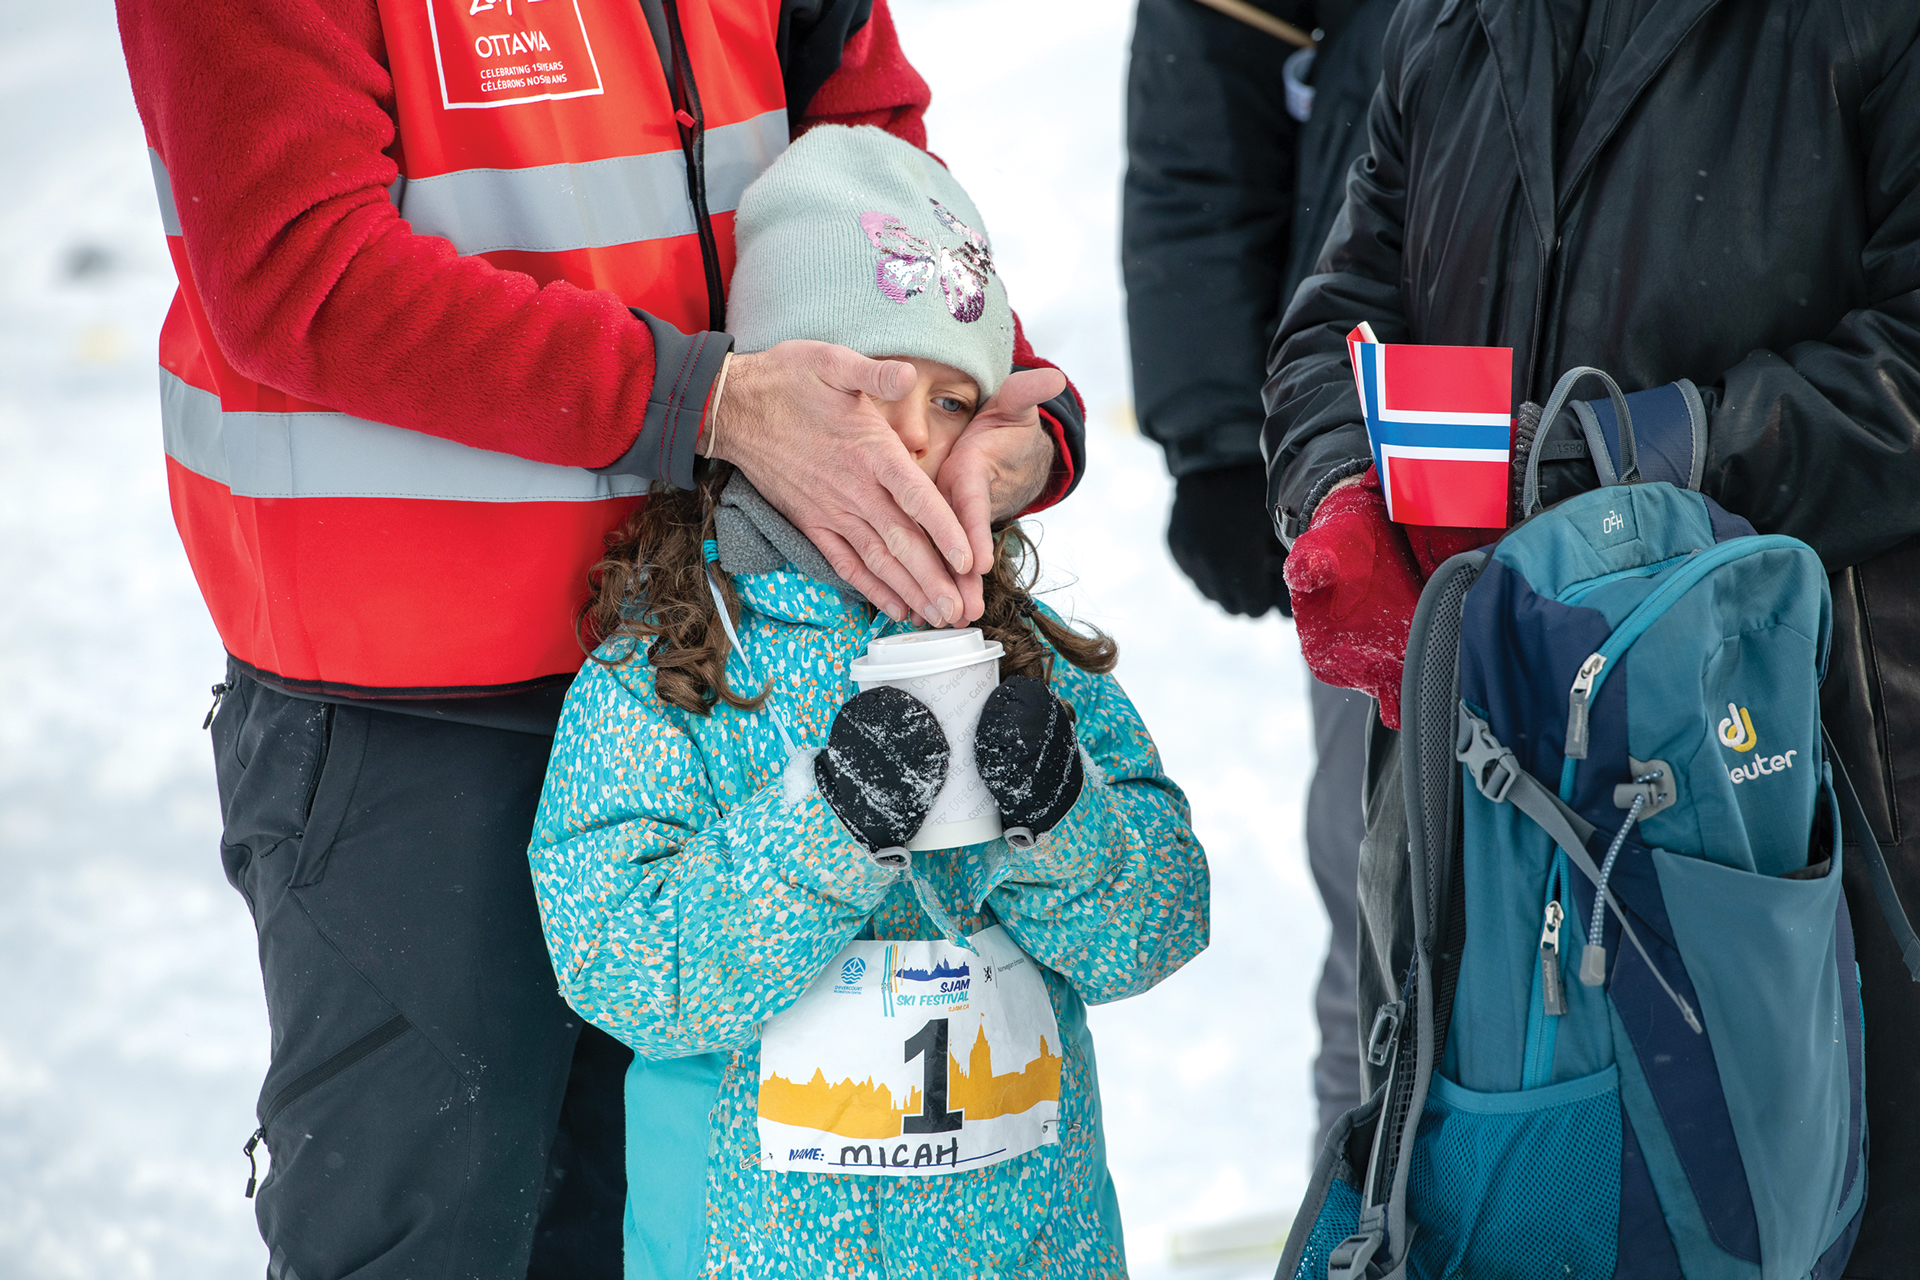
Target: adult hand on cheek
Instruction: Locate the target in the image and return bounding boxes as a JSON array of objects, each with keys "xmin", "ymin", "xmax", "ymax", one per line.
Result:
[
  {"xmin": 710, "ymin": 340, "xmax": 975, "ymax": 627},
  {"xmin": 934, "ymin": 365, "xmax": 1067, "ymax": 623}
]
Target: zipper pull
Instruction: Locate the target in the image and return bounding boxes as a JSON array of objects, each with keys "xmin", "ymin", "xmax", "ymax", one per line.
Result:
[
  {"xmin": 203, "ymin": 681, "xmax": 234, "ymax": 730},
  {"xmin": 1539, "ymin": 901, "xmax": 1568, "ymax": 1016},
  {"xmin": 243, "ymin": 1126, "xmax": 264, "ymax": 1198},
  {"xmin": 1565, "ymin": 654, "xmax": 1606, "ymax": 760}
]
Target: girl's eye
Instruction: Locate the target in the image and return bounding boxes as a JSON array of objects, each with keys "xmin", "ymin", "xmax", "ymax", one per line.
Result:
[{"xmin": 933, "ymin": 396, "xmax": 969, "ymax": 415}]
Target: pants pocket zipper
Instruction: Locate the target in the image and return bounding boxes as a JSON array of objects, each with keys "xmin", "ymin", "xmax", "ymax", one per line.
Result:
[{"xmin": 244, "ymin": 1013, "xmax": 410, "ymax": 1197}]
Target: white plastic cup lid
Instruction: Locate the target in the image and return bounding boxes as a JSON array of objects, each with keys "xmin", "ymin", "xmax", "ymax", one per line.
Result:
[{"xmin": 848, "ymin": 627, "xmax": 1007, "ymax": 683}]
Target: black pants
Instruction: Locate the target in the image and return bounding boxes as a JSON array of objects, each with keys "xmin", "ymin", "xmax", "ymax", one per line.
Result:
[{"xmin": 212, "ymin": 670, "xmax": 628, "ymax": 1280}]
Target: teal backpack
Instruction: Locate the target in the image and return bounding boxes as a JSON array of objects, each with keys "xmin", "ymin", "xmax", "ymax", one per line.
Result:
[{"xmin": 1280, "ymin": 369, "xmax": 1920, "ymax": 1280}]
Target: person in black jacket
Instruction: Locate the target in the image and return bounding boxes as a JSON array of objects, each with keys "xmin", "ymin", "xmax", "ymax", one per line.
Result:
[
  {"xmin": 1123, "ymin": 0, "xmax": 1398, "ymax": 1153},
  {"xmin": 1264, "ymin": 2, "xmax": 1920, "ymax": 1270}
]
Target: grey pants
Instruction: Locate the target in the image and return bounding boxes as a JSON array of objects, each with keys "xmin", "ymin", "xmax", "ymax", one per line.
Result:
[{"xmin": 1305, "ymin": 678, "xmax": 1373, "ymax": 1151}]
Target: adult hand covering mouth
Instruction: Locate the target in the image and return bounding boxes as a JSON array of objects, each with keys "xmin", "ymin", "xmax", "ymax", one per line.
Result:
[
  {"xmin": 710, "ymin": 340, "xmax": 1059, "ymax": 627},
  {"xmin": 935, "ymin": 364, "xmax": 1068, "ymax": 622}
]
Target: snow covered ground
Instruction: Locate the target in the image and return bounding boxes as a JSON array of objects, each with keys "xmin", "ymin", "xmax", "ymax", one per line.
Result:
[{"xmin": 0, "ymin": 2, "xmax": 1325, "ymax": 1276}]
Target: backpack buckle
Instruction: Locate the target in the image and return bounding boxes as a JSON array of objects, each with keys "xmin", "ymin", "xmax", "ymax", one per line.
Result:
[
  {"xmin": 1328, "ymin": 1226, "xmax": 1385, "ymax": 1280},
  {"xmin": 1455, "ymin": 706, "xmax": 1519, "ymax": 804},
  {"xmin": 1366, "ymin": 1000, "xmax": 1405, "ymax": 1067}
]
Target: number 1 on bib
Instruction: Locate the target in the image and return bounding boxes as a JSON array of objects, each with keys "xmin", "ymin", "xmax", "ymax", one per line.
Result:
[{"xmin": 902, "ymin": 1018, "xmax": 963, "ymax": 1134}]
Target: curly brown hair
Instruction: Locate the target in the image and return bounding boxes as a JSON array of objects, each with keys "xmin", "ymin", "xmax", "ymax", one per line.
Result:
[{"xmin": 578, "ymin": 464, "xmax": 1118, "ymax": 715}]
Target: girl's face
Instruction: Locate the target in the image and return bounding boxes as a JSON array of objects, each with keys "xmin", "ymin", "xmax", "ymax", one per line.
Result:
[{"xmin": 876, "ymin": 357, "xmax": 981, "ymax": 479}]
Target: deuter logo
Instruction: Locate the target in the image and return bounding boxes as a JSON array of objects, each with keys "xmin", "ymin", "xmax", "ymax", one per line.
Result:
[
  {"xmin": 1729, "ymin": 749, "xmax": 1797, "ymax": 786},
  {"xmin": 1717, "ymin": 702, "xmax": 1757, "ymax": 753},
  {"xmin": 1717, "ymin": 701, "xmax": 1793, "ymax": 784}
]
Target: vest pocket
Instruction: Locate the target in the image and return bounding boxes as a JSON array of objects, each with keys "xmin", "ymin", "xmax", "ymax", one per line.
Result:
[{"xmin": 1407, "ymin": 1067, "xmax": 1621, "ymax": 1280}]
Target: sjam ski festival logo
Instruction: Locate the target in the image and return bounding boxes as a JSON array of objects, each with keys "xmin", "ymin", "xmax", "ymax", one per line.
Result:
[
  {"xmin": 1718, "ymin": 701, "xmax": 1798, "ymax": 785},
  {"xmin": 879, "ymin": 945, "xmax": 971, "ymax": 1018},
  {"xmin": 425, "ymin": 0, "xmax": 604, "ymax": 110}
]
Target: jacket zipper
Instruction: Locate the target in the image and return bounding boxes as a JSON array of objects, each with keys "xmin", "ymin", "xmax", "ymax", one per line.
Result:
[
  {"xmin": 659, "ymin": 0, "xmax": 726, "ymax": 332},
  {"xmin": 1559, "ymin": 535, "xmax": 1805, "ymax": 791},
  {"xmin": 242, "ymin": 1014, "xmax": 410, "ymax": 1197}
]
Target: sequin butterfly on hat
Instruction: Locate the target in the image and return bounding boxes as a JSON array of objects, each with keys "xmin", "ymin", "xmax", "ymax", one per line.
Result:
[{"xmin": 859, "ymin": 200, "xmax": 997, "ymax": 323}]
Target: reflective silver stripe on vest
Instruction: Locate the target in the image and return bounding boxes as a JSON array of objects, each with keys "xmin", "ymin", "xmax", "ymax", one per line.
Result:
[
  {"xmin": 149, "ymin": 148, "xmax": 181, "ymax": 236},
  {"xmin": 148, "ymin": 108, "xmax": 787, "ymax": 256},
  {"xmin": 392, "ymin": 109, "xmax": 788, "ymax": 254},
  {"xmin": 160, "ymin": 369, "xmax": 646, "ymax": 502}
]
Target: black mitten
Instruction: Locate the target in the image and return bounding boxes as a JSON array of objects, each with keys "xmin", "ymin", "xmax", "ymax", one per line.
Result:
[
  {"xmin": 973, "ymin": 675, "xmax": 1084, "ymax": 850},
  {"xmin": 1167, "ymin": 464, "xmax": 1291, "ymax": 618},
  {"xmin": 815, "ymin": 686, "xmax": 950, "ymax": 863}
]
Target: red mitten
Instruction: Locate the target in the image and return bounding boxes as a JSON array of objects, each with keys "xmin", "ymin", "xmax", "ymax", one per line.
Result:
[
  {"xmin": 1403, "ymin": 522, "xmax": 1504, "ymax": 579},
  {"xmin": 1283, "ymin": 467, "xmax": 1422, "ymax": 729}
]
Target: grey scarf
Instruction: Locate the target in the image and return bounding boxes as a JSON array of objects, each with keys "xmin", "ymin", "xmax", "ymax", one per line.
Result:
[{"xmin": 713, "ymin": 472, "xmax": 863, "ymax": 600}]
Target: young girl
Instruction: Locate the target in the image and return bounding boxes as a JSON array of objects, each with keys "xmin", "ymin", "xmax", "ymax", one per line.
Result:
[{"xmin": 529, "ymin": 125, "xmax": 1208, "ymax": 1279}]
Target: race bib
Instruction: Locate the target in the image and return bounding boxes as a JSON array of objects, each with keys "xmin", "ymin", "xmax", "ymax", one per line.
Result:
[{"xmin": 757, "ymin": 926, "xmax": 1062, "ymax": 1177}]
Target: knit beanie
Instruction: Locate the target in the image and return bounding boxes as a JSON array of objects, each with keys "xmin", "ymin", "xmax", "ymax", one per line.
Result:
[{"xmin": 728, "ymin": 125, "xmax": 1013, "ymax": 400}]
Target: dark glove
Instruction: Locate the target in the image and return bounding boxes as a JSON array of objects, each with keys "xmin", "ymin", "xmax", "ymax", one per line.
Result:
[
  {"xmin": 1513, "ymin": 374, "xmax": 1706, "ymax": 519},
  {"xmin": 1512, "ymin": 400, "xmax": 1602, "ymax": 517},
  {"xmin": 1167, "ymin": 464, "xmax": 1292, "ymax": 618},
  {"xmin": 973, "ymin": 676, "xmax": 1085, "ymax": 849},
  {"xmin": 815, "ymin": 686, "xmax": 950, "ymax": 864}
]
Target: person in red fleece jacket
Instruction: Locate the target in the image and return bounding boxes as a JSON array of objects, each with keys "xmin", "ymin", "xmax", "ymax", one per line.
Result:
[{"xmin": 114, "ymin": 2, "xmax": 1087, "ymax": 1277}]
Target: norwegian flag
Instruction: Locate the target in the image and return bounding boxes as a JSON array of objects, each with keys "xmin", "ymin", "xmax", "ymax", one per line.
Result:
[{"xmin": 1348, "ymin": 324, "xmax": 1513, "ymax": 528}]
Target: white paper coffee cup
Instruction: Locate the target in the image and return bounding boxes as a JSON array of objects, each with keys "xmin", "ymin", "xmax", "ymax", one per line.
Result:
[{"xmin": 848, "ymin": 628, "xmax": 1005, "ymax": 850}]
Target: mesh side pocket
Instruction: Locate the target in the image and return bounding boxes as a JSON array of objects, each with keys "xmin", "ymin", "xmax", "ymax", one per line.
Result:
[
  {"xmin": 1292, "ymin": 1177, "xmax": 1362, "ymax": 1280},
  {"xmin": 1407, "ymin": 1068, "xmax": 1621, "ymax": 1280}
]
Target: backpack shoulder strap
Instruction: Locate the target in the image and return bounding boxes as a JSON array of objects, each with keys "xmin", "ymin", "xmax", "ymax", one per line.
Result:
[
  {"xmin": 1824, "ymin": 727, "xmax": 1920, "ymax": 981},
  {"xmin": 1404, "ymin": 550, "xmax": 1487, "ymax": 957}
]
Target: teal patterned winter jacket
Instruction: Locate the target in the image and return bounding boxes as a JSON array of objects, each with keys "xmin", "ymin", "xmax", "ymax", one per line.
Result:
[{"xmin": 529, "ymin": 567, "xmax": 1209, "ymax": 1280}]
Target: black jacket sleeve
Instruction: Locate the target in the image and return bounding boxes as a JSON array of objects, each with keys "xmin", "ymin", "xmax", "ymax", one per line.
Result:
[
  {"xmin": 1697, "ymin": 14, "xmax": 1920, "ymax": 570},
  {"xmin": 1123, "ymin": 0, "xmax": 1310, "ymax": 477}
]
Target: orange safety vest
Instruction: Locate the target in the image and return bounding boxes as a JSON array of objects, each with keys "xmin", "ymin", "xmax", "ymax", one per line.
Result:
[{"xmin": 151, "ymin": 0, "xmax": 789, "ymax": 698}]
